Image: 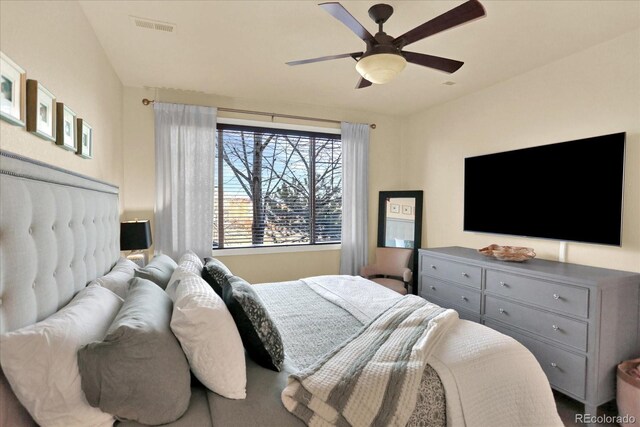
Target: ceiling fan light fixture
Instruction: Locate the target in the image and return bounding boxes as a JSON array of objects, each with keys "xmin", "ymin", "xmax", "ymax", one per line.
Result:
[{"xmin": 355, "ymin": 53, "xmax": 407, "ymax": 85}]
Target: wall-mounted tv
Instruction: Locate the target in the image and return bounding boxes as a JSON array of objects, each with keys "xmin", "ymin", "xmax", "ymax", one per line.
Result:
[{"xmin": 464, "ymin": 132, "xmax": 626, "ymax": 246}]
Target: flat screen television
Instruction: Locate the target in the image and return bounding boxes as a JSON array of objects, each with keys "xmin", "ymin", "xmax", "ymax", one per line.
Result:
[{"xmin": 464, "ymin": 132, "xmax": 625, "ymax": 246}]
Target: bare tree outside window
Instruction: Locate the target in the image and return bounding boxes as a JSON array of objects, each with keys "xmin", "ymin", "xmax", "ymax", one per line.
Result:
[{"xmin": 213, "ymin": 125, "xmax": 341, "ymax": 249}]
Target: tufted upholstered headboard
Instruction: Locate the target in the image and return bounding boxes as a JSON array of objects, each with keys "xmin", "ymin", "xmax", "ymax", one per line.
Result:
[
  {"xmin": 0, "ymin": 150, "xmax": 121, "ymax": 425},
  {"xmin": 0, "ymin": 150, "xmax": 120, "ymax": 333}
]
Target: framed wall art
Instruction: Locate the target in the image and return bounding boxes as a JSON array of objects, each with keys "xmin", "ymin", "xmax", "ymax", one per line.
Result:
[
  {"xmin": 76, "ymin": 118, "xmax": 93, "ymax": 159},
  {"xmin": 56, "ymin": 103, "xmax": 76, "ymax": 151},
  {"xmin": 26, "ymin": 79, "xmax": 56, "ymax": 141},
  {"xmin": 0, "ymin": 51, "xmax": 26, "ymax": 126}
]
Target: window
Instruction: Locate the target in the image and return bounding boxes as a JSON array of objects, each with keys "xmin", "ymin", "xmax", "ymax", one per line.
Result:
[{"xmin": 213, "ymin": 124, "xmax": 342, "ymax": 249}]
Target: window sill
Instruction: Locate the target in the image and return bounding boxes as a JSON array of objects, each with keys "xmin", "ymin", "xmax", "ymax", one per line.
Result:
[{"xmin": 212, "ymin": 244, "xmax": 341, "ymax": 257}]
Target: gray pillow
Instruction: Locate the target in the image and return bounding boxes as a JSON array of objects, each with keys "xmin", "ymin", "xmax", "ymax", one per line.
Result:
[
  {"xmin": 202, "ymin": 257, "xmax": 232, "ymax": 297},
  {"xmin": 77, "ymin": 278, "xmax": 191, "ymax": 425},
  {"xmin": 134, "ymin": 254, "xmax": 177, "ymax": 289}
]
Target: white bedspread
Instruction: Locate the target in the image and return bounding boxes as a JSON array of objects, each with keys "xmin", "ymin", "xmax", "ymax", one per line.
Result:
[
  {"xmin": 429, "ymin": 320, "xmax": 562, "ymax": 427},
  {"xmin": 300, "ymin": 275, "xmax": 562, "ymax": 427}
]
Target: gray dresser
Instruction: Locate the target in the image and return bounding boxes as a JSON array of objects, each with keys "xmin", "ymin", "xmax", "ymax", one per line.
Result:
[{"xmin": 418, "ymin": 246, "xmax": 640, "ymax": 414}]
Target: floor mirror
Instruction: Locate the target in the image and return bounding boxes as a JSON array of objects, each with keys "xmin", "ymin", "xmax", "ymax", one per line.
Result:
[{"xmin": 377, "ymin": 190, "xmax": 423, "ymax": 294}]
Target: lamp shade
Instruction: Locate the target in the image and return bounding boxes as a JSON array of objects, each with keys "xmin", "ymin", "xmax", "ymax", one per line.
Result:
[
  {"xmin": 120, "ymin": 220, "xmax": 152, "ymax": 251},
  {"xmin": 355, "ymin": 53, "xmax": 407, "ymax": 85}
]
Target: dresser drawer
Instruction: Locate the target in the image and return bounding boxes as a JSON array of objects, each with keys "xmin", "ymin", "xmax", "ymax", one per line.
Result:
[
  {"xmin": 486, "ymin": 321, "xmax": 587, "ymax": 399},
  {"xmin": 420, "ymin": 255, "xmax": 482, "ymax": 289},
  {"xmin": 485, "ymin": 296, "xmax": 588, "ymax": 351},
  {"xmin": 420, "ymin": 277, "xmax": 481, "ymax": 314},
  {"xmin": 417, "ymin": 293, "xmax": 481, "ymax": 323},
  {"xmin": 486, "ymin": 270, "xmax": 589, "ymax": 318}
]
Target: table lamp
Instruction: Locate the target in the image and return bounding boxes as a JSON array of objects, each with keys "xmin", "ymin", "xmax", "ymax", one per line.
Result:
[{"xmin": 120, "ymin": 219, "xmax": 152, "ymax": 267}]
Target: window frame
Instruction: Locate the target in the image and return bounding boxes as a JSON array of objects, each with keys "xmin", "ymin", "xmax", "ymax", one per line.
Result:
[{"xmin": 212, "ymin": 118, "xmax": 342, "ymax": 254}]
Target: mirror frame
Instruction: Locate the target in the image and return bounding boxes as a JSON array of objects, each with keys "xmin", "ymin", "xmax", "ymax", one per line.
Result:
[{"xmin": 377, "ymin": 190, "xmax": 423, "ymax": 294}]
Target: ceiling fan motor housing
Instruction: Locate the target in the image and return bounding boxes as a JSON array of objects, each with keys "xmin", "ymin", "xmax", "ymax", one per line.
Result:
[{"xmin": 364, "ymin": 35, "xmax": 403, "ymax": 58}]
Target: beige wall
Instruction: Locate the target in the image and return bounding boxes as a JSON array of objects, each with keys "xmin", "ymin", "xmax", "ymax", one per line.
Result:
[
  {"xmin": 122, "ymin": 86, "xmax": 404, "ymax": 282},
  {"xmin": 0, "ymin": 1, "xmax": 124, "ymax": 207},
  {"xmin": 401, "ymin": 30, "xmax": 640, "ymax": 272}
]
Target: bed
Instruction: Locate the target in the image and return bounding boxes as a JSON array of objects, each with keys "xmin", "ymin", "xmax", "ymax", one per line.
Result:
[{"xmin": 0, "ymin": 150, "xmax": 562, "ymax": 427}]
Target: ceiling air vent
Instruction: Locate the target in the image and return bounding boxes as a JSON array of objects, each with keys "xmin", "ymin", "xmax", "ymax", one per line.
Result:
[{"xmin": 130, "ymin": 16, "xmax": 176, "ymax": 33}]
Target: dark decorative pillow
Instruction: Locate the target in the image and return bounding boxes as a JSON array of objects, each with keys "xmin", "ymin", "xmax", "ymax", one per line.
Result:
[
  {"xmin": 134, "ymin": 254, "xmax": 177, "ymax": 289},
  {"xmin": 77, "ymin": 278, "xmax": 191, "ymax": 425},
  {"xmin": 222, "ymin": 275, "xmax": 284, "ymax": 371},
  {"xmin": 202, "ymin": 257, "xmax": 232, "ymax": 297}
]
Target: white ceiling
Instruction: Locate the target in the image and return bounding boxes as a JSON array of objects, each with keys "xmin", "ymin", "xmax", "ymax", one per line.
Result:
[{"xmin": 79, "ymin": 1, "xmax": 640, "ymax": 116}]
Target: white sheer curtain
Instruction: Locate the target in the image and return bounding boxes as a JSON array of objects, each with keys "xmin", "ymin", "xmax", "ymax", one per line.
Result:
[
  {"xmin": 340, "ymin": 122, "xmax": 370, "ymax": 275},
  {"xmin": 154, "ymin": 102, "xmax": 217, "ymax": 259}
]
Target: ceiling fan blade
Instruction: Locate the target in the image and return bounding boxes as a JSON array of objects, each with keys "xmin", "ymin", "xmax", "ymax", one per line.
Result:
[
  {"xmin": 356, "ymin": 77, "xmax": 372, "ymax": 89},
  {"xmin": 394, "ymin": 0, "xmax": 486, "ymax": 48},
  {"xmin": 319, "ymin": 2, "xmax": 375, "ymax": 44},
  {"xmin": 402, "ymin": 51, "xmax": 464, "ymax": 73},
  {"xmin": 286, "ymin": 52, "xmax": 363, "ymax": 66}
]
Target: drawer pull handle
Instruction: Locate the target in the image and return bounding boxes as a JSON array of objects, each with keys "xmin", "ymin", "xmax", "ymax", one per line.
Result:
[
  {"xmin": 499, "ymin": 308, "xmax": 506, "ymax": 315},
  {"xmin": 461, "ymin": 296, "xmax": 468, "ymax": 302},
  {"xmin": 550, "ymin": 362, "xmax": 558, "ymax": 368},
  {"xmin": 553, "ymin": 293, "xmax": 560, "ymax": 300},
  {"xmin": 430, "ymin": 286, "xmax": 436, "ymax": 290},
  {"xmin": 552, "ymin": 324, "xmax": 560, "ymax": 331},
  {"xmin": 430, "ymin": 265, "xmax": 437, "ymax": 269},
  {"xmin": 461, "ymin": 272, "xmax": 469, "ymax": 278},
  {"xmin": 499, "ymin": 281, "xmax": 507, "ymax": 287}
]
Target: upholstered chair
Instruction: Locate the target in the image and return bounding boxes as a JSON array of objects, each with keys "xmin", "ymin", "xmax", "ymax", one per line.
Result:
[{"xmin": 360, "ymin": 247, "xmax": 413, "ymax": 295}]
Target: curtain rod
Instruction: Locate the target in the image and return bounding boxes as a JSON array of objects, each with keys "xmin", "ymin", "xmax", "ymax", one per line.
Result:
[{"xmin": 141, "ymin": 98, "xmax": 376, "ymax": 129}]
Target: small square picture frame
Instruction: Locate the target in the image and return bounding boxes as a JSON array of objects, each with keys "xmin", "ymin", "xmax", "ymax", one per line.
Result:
[
  {"xmin": 0, "ymin": 51, "xmax": 26, "ymax": 127},
  {"xmin": 56, "ymin": 103, "xmax": 76, "ymax": 151},
  {"xmin": 402, "ymin": 205, "xmax": 413, "ymax": 215},
  {"xmin": 390, "ymin": 203, "xmax": 400, "ymax": 214},
  {"xmin": 76, "ymin": 118, "xmax": 93, "ymax": 159},
  {"xmin": 26, "ymin": 79, "xmax": 56, "ymax": 141}
]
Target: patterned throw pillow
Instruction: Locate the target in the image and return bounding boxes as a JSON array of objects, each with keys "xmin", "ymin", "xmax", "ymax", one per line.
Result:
[
  {"xmin": 222, "ymin": 275, "xmax": 284, "ymax": 371},
  {"xmin": 202, "ymin": 257, "xmax": 232, "ymax": 297}
]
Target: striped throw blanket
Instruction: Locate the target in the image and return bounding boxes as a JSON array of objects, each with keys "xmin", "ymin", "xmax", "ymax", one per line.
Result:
[{"xmin": 281, "ymin": 295, "xmax": 458, "ymax": 427}]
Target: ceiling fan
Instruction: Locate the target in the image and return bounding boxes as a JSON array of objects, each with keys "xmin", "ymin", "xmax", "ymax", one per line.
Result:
[{"xmin": 286, "ymin": 0, "xmax": 486, "ymax": 89}]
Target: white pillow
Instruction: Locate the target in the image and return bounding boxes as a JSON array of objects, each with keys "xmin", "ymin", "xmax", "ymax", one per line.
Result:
[
  {"xmin": 0, "ymin": 285, "xmax": 122, "ymax": 427},
  {"xmin": 178, "ymin": 250, "xmax": 203, "ymax": 275},
  {"xmin": 165, "ymin": 251, "xmax": 204, "ymax": 301},
  {"xmin": 90, "ymin": 257, "xmax": 138, "ymax": 298},
  {"xmin": 170, "ymin": 274, "xmax": 247, "ymax": 399}
]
